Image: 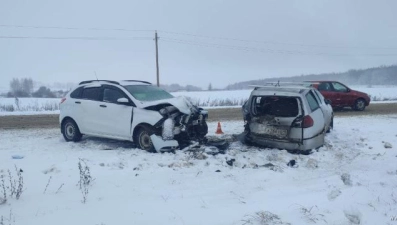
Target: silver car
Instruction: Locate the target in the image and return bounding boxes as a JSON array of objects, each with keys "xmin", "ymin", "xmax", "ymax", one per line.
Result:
[{"xmin": 242, "ymin": 83, "xmax": 333, "ymax": 152}]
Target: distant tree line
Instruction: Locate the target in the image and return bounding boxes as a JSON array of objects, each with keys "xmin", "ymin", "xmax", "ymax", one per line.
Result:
[
  {"xmin": 7, "ymin": 78, "xmax": 67, "ymax": 98},
  {"xmin": 225, "ymin": 64, "xmax": 397, "ymax": 90},
  {"xmin": 161, "ymin": 83, "xmax": 202, "ymax": 92}
]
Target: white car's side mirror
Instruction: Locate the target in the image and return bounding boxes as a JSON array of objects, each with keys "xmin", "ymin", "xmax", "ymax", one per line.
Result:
[{"xmin": 117, "ymin": 98, "xmax": 129, "ymax": 104}]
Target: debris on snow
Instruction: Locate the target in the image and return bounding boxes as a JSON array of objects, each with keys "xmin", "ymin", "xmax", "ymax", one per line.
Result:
[
  {"xmin": 384, "ymin": 142, "xmax": 393, "ymax": 149},
  {"xmin": 327, "ymin": 189, "xmax": 342, "ymax": 201},
  {"xmin": 305, "ymin": 158, "xmax": 319, "ymax": 169},
  {"xmin": 168, "ymin": 161, "xmax": 194, "ymax": 168},
  {"xmin": 226, "ymin": 158, "xmax": 235, "ymax": 166},
  {"xmin": 11, "ymin": 155, "xmax": 24, "ymax": 159},
  {"xmin": 263, "ymin": 163, "xmax": 275, "ymax": 169},
  {"xmin": 344, "ymin": 209, "xmax": 361, "ymax": 224},
  {"xmin": 287, "ymin": 160, "xmax": 297, "ymax": 168},
  {"xmin": 42, "ymin": 165, "xmax": 60, "ymax": 174},
  {"xmin": 341, "ymin": 173, "xmax": 353, "ymax": 186}
]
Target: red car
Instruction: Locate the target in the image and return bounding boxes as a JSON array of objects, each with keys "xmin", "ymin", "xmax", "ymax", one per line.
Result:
[{"xmin": 308, "ymin": 81, "xmax": 371, "ymax": 111}]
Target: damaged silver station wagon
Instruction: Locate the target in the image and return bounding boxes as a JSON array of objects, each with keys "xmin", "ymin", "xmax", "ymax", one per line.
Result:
[
  {"xmin": 60, "ymin": 80, "xmax": 208, "ymax": 152},
  {"xmin": 242, "ymin": 83, "xmax": 333, "ymax": 152}
]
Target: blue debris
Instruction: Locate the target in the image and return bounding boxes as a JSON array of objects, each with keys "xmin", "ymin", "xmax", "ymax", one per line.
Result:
[{"xmin": 12, "ymin": 155, "xmax": 24, "ymax": 159}]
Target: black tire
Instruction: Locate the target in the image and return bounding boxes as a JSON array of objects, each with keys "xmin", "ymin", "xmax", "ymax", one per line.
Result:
[
  {"xmin": 62, "ymin": 119, "xmax": 82, "ymax": 142},
  {"xmin": 134, "ymin": 126, "xmax": 155, "ymax": 152},
  {"xmin": 327, "ymin": 117, "xmax": 333, "ymax": 133},
  {"xmin": 354, "ymin": 99, "xmax": 366, "ymax": 111}
]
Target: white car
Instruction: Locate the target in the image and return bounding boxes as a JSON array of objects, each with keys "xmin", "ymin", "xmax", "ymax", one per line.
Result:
[
  {"xmin": 242, "ymin": 83, "xmax": 333, "ymax": 152},
  {"xmin": 60, "ymin": 80, "xmax": 208, "ymax": 152}
]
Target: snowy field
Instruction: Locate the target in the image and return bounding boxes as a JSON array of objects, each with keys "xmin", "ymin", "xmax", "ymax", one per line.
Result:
[
  {"xmin": 1, "ymin": 116, "xmax": 397, "ymax": 225},
  {"xmin": 173, "ymin": 85, "xmax": 397, "ymax": 107},
  {"xmin": 0, "ymin": 85, "xmax": 397, "ymax": 115}
]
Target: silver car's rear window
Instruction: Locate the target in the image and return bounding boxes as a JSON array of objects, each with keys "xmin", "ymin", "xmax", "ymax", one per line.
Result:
[{"xmin": 252, "ymin": 96, "xmax": 300, "ymax": 117}]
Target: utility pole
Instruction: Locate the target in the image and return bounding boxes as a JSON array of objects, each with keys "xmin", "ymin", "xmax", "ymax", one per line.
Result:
[{"xmin": 155, "ymin": 30, "xmax": 160, "ymax": 87}]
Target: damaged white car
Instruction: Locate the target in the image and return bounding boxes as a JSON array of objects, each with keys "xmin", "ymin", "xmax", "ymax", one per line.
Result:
[
  {"xmin": 59, "ymin": 80, "xmax": 208, "ymax": 152},
  {"xmin": 242, "ymin": 83, "xmax": 333, "ymax": 152}
]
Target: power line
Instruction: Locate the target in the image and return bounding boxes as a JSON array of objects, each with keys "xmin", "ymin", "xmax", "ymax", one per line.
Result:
[
  {"xmin": 1, "ymin": 24, "xmax": 397, "ymax": 50},
  {"xmin": 1, "ymin": 34, "xmax": 396, "ymax": 57},
  {"xmin": 0, "ymin": 24, "xmax": 154, "ymax": 32},
  {"xmin": 161, "ymin": 38, "xmax": 397, "ymax": 57},
  {"xmin": 0, "ymin": 36, "xmax": 152, "ymax": 40},
  {"xmin": 159, "ymin": 30, "xmax": 397, "ymax": 50}
]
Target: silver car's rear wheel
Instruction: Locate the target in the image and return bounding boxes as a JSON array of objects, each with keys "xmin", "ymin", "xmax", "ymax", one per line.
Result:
[{"xmin": 327, "ymin": 117, "xmax": 333, "ymax": 133}]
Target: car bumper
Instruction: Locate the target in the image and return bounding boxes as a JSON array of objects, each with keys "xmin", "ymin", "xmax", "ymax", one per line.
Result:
[
  {"xmin": 150, "ymin": 134, "xmax": 179, "ymax": 152},
  {"xmin": 246, "ymin": 133, "xmax": 325, "ymax": 151}
]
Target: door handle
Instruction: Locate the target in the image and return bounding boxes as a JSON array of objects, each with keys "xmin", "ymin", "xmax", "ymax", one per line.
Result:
[
  {"xmin": 100, "ymin": 105, "xmax": 107, "ymax": 108},
  {"xmin": 75, "ymin": 101, "xmax": 81, "ymax": 104}
]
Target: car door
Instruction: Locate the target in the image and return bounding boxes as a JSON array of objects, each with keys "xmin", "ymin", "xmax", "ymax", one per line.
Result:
[
  {"xmin": 305, "ymin": 91, "xmax": 326, "ymax": 137},
  {"xmin": 313, "ymin": 89, "xmax": 332, "ymax": 126},
  {"xmin": 79, "ymin": 86, "xmax": 103, "ymax": 135},
  {"xmin": 330, "ymin": 82, "xmax": 351, "ymax": 107},
  {"xmin": 332, "ymin": 82, "xmax": 354, "ymax": 106},
  {"xmin": 317, "ymin": 82, "xmax": 336, "ymax": 106},
  {"xmin": 65, "ymin": 86, "xmax": 85, "ymax": 127},
  {"xmin": 95, "ymin": 85, "xmax": 134, "ymax": 139}
]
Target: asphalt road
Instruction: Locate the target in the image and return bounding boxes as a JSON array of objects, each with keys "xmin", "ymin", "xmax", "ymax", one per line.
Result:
[{"xmin": 1, "ymin": 102, "xmax": 396, "ymax": 130}]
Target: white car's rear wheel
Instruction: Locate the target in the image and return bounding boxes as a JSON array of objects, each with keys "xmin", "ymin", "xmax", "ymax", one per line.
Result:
[{"xmin": 62, "ymin": 119, "xmax": 82, "ymax": 142}]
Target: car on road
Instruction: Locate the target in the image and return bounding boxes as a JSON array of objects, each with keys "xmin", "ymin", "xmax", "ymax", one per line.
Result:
[
  {"xmin": 242, "ymin": 83, "xmax": 333, "ymax": 152},
  {"xmin": 59, "ymin": 80, "xmax": 208, "ymax": 152},
  {"xmin": 308, "ymin": 81, "xmax": 370, "ymax": 111}
]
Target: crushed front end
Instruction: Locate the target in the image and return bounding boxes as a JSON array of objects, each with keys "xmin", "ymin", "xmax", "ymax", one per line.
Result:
[{"xmin": 146, "ymin": 101, "xmax": 208, "ymax": 151}]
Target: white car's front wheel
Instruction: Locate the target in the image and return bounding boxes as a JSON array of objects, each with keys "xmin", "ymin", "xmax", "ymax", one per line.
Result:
[{"xmin": 134, "ymin": 126, "xmax": 155, "ymax": 152}]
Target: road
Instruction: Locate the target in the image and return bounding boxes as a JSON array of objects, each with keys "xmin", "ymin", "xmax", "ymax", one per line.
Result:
[{"xmin": 1, "ymin": 102, "xmax": 397, "ymax": 129}]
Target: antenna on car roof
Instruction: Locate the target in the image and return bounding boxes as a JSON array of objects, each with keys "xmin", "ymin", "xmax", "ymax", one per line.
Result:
[{"xmin": 94, "ymin": 71, "xmax": 99, "ymax": 81}]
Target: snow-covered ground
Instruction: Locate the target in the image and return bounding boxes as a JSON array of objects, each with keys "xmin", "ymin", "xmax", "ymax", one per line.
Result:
[
  {"xmin": 1, "ymin": 116, "xmax": 396, "ymax": 225},
  {"xmin": 0, "ymin": 85, "xmax": 397, "ymax": 115}
]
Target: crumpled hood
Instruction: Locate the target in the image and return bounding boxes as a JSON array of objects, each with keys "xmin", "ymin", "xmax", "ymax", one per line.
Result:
[{"xmin": 141, "ymin": 96, "xmax": 194, "ymax": 114}]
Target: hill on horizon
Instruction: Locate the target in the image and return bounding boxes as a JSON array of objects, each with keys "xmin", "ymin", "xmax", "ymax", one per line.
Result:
[{"xmin": 225, "ymin": 64, "xmax": 397, "ymax": 90}]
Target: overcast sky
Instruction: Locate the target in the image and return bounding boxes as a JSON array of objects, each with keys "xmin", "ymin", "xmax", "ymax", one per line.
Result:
[{"xmin": 1, "ymin": 0, "xmax": 397, "ymax": 90}]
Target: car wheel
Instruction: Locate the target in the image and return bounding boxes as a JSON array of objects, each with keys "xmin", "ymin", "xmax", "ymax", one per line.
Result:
[
  {"xmin": 62, "ymin": 119, "xmax": 82, "ymax": 142},
  {"xmin": 354, "ymin": 99, "xmax": 366, "ymax": 111},
  {"xmin": 327, "ymin": 117, "xmax": 333, "ymax": 133},
  {"xmin": 134, "ymin": 126, "xmax": 155, "ymax": 152}
]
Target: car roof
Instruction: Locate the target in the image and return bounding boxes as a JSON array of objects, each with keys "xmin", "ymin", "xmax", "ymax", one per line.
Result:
[
  {"xmin": 305, "ymin": 80, "xmax": 337, "ymax": 83},
  {"xmin": 250, "ymin": 86, "xmax": 311, "ymax": 97},
  {"xmin": 78, "ymin": 80, "xmax": 152, "ymax": 86}
]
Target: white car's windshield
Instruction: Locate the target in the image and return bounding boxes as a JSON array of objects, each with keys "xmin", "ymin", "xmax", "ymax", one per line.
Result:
[{"xmin": 123, "ymin": 85, "xmax": 174, "ymax": 101}]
